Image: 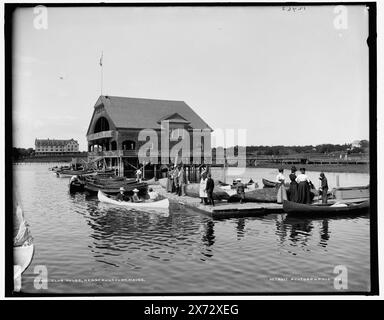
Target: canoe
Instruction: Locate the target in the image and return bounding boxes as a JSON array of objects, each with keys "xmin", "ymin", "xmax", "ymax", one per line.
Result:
[
  {"xmin": 98, "ymin": 190, "xmax": 169, "ymax": 209},
  {"xmin": 58, "ymin": 169, "xmax": 115, "ymax": 178},
  {"xmin": 283, "ymin": 200, "xmax": 369, "ymax": 215},
  {"xmin": 85, "ymin": 181, "xmax": 148, "ymax": 195},
  {"xmin": 332, "ymin": 185, "xmax": 369, "ymax": 200},
  {"xmin": 58, "ymin": 170, "xmax": 96, "ymax": 178},
  {"xmin": 228, "ymin": 188, "xmax": 278, "ymax": 203},
  {"xmin": 13, "ymin": 204, "xmax": 34, "ymax": 283},
  {"xmin": 85, "ymin": 176, "xmax": 134, "ymax": 185},
  {"xmin": 184, "ymin": 183, "xmax": 230, "ymax": 200}
]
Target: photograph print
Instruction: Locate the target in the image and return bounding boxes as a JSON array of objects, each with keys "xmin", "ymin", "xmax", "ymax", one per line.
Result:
[{"xmin": 6, "ymin": 2, "xmax": 377, "ymax": 296}]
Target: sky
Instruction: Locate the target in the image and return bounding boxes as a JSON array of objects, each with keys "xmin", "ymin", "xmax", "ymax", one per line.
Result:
[{"xmin": 12, "ymin": 5, "xmax": 370, "ymax": 151}]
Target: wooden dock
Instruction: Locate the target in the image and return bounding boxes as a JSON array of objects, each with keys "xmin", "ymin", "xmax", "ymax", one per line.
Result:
[{"xmin": 151, "ymin": 184, "xmax": 283, "ymax": 219}]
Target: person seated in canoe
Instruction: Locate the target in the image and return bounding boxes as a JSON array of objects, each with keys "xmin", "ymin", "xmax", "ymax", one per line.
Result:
[
  {"xmin": 116, "ymin": 187, "xmax": 130, "ymax": 202},
  {"xmin": 131, "ymin": 188, "xmax": 142, "ymax": 203},
  {"xmin": 148, "ymin": 187, "xmax": 160, "ymax": 201}
]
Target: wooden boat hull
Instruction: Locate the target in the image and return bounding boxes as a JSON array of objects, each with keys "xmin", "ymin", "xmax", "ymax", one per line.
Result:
[
  {"xmin": 262, "ymin": 178, "xmax": 277, "ymax": 188},
  {"xmin": 283, "ymin": 200, "xmax": 369, "ymax": 215},
  {"xmin": 85, "ymin": 181, "xmax": 148, "ymax": 195},
  {"xmin": 58, "ymin": 169, "xmax": 115, "ymax": 178},
  {"xmin": 98, "ymin": 190, "xmax": 169, "ymax": 209},
  {"xmin": 184, "ymin": 184, "xmax": 230, "ymax": 200},
  {"xmin": 69, "ymin": 182, "xmax": 85, "ymax": 193},
  {"xmin": 13, "ymin": 204, "xmax": 34, "ymax": 283},
  {"xmin": 228, "ymin": 188, "xmax": 278, "ymax": 203},
  {"xmin": 262, "ymin": 178, "xmax": 290, "ymax": 188}
]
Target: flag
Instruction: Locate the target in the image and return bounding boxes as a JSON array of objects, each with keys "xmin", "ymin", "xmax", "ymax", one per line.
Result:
[{"xmin": 99, "ymin": 52, "xmax": 103, "ymax": 66}]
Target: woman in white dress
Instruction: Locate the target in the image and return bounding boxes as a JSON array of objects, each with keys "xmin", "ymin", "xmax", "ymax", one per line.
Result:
[
  {"xmin": 199, "ymin": 173, "xmax": 208, "ymax": 204},
  {"xmin": 276, "ymin": 168, "xmax": 287, "ymax": 204}
]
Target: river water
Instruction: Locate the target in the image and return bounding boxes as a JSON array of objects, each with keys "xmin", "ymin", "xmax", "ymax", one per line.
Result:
[{"xmin": 14, "ymin": 164, "xmax": 371, "ymax": 294}]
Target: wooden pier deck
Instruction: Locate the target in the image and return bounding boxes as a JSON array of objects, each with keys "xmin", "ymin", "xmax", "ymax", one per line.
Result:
[{"xmin": 150, "ymin": 184, "xmax": 283, "ymax": 219}]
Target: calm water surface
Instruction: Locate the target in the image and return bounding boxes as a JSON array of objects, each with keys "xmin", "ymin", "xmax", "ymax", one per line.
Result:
[{"xmin": 14, "ymin": 164, "xmax": 371, "ymax": 294}]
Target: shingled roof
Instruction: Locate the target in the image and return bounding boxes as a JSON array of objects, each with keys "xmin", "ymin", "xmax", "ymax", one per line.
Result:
[{"xmin": 87, "ymin": 95, "xmax": 212, "ymax": 134}]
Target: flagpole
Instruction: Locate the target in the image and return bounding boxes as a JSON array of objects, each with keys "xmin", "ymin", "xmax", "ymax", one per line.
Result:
[{"xmin": 100, "ymin": 51, "xmax": 103, "ymax": 95}]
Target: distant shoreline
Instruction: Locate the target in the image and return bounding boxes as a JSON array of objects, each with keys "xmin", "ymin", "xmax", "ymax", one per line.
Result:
[{"xmin": 253, "ymin": 163, "xmax": 369, "ymax": 174}]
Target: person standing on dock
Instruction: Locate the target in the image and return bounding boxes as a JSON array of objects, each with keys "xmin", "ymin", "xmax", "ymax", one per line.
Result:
[
  {"xmin": 135, "ymin": 168, "xmax": 142, "ymax": 182},
  {"xmin": 199, "ymin": 172, "xmax": 208, "ymax": 204},
  {"xmin": 236, "ymin": 179, "xmax": 245, "ymax": 204},
  {"xmin": 296, "ymin": 168, "xmax": 312, "ymax": 204},
  {"xmin": 275, "ymin": 168, "xmax": 287, "ymax": 204},
  {"xmin": 173, "ymin": 165, "xmax": 180, "ymax": 194},
  {"xmin": 319, "ymin": 172, "xmax": 329, "ymax": 204},
  {"xmin": 177, "ymin": 165, "xmax": 185, "ymax": 196},
  {"xmin": 205, "ymin": 173, "xmax": 215, "ymax": 206},
  {"xmin": 288, "ymin": 166, "xmax": 299, "ymax": 202},
  {"xmin": 166, "ymin": 166, "xmax": 174, "ymax": 193}
]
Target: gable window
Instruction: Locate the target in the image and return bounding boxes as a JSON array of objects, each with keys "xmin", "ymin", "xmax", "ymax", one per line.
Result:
[{"xmin": 94, "ymin": 117, "xmax": 109, "ymax": 133}]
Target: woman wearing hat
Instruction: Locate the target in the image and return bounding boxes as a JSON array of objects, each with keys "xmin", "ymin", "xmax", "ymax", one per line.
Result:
[
  {"xmin": 131, "ymin": 188, "xmax": 142, "ymax": 203},
  {"xmin": 116, "ymin": 187, "xmax": 129, "ymax": 202},
  {"xmin": 295, "ymin": 168, "xmax": 312, "ymax": 204},
  {"xmin": 275, "ymin": 168, "xmax": 287, "ymax": 204},
  {"xmin": 288, "ymin": 166, "xmax": 299, "ymax": 202}
]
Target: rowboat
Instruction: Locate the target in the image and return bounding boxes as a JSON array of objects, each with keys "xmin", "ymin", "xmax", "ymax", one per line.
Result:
[
  {"xmin": 262, "ymin": 178, "xmax": 277, "ymax": 188},
  {"xmin": 283, "ymin": 200, "xmax": 369, "ymax": 215},
  {"xmin": 228, "ymin": 188, "xmax": 278, "ymax": 203},
  {"xmin": 218, "ymin": 181, "xmax": 258, "ymax": 191},
  {"xmin": 13, "ymin": 204, "xmax": 34, "ymax": 288},
  {"xmin": 184, "ymin": 183, "xmax": 230, "ymax": 200},
  {"xmin": 84, "ymin": 180, "xmax": 148, "ymax": 195},
  {"xmin": 98, "ymin": 190, "xmax": 169, "ymax": 209}
]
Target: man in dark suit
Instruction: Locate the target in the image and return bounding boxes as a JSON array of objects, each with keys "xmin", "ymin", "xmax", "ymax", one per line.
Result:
[
  {"xmin": 205, "ymin": 173, "xmax": 215, "ymax": 206},
  {"xmin": 319, "ymin": 172, "xmax": 329, "ymax": 203}
]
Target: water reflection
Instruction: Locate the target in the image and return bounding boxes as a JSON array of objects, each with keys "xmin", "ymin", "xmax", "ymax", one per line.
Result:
[
  {"xmin": 201, "ymin": 220, "xmax": 215, "ymax": 260},
  {"xmin": 319, "ymin": 220, "xmax": 330, "ymax": 247},
  {"xmin": 15, "ymin": 164, "xmax": 372, "ymax": 293},
  {"xmin": 236, "ymin": 218, "xmax": 245, "ymax": 240}
]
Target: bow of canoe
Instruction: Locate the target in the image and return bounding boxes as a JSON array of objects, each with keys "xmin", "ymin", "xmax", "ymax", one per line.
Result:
[{"xmin": 283, "ymin": 200, "xmax": 369, "ymax": 215}]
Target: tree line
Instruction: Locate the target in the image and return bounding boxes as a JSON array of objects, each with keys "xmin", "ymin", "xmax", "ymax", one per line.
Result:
[
  {"xmin": 12, "ymin": 147, "xmax": 35, "ymax": 160},
  {"xmin": 213, "ymin": 140, "xmax": 369, "ymax": 157}
]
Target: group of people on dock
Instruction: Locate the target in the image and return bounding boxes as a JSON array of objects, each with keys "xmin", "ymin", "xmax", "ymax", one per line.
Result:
[
  {"xmin": 275, "ymin": 166, "xmax": 328, "ymax": 204},
  {"xmin": 165, "ymin": 164, "xmax": 186, "ymax": 196},
  {"xmin": 199, "ymin": 172, "xmax": 215, "ymax": 206}
]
